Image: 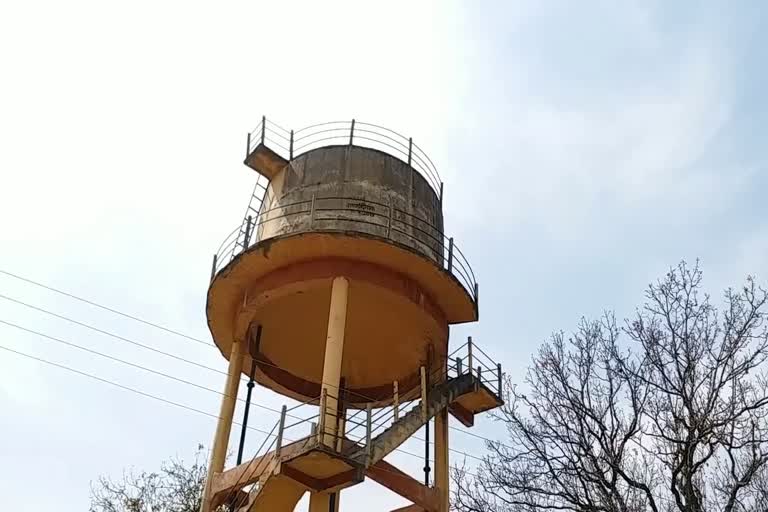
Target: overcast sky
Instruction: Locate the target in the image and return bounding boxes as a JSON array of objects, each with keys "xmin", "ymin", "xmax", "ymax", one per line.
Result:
[{"xmin": 1, "ymin": 1, "xmax": 766, "ymax": 510}]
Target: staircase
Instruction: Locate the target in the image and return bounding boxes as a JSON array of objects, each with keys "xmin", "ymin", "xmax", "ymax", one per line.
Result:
[
  {"xmin": 235, "ymin": 453, "xmax": 280, "ymax": 511},
  {"xmin": 237, "ymin": 475, "xmax": 305, "ymax": 512},
  {"xmin": 350, "ymin": 373, "xmax": 476, "ymax": 466},
  {"xmin": 232, "ymin": 374, "xmax": 477, "ymax": 512},
  {"xmin": 224, "ymin": 334, "xmax": 507, "ymax": 512}
]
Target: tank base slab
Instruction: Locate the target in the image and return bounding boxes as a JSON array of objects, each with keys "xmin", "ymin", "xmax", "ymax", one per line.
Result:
[{"xmin": 208, "ymin": 232, "xmax": 477, "ymax": 405}]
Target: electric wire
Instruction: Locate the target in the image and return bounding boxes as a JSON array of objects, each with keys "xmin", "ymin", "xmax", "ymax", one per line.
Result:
[
  {"xmin": 0, "ymin": 343, "xmax": 482, "ymax": 484},
  {"xmin": 0, "ymin": 270, "xmax": 501, "ymax": 455},
  {"xmin": 0, "ymin": 316, "xmax": 485, "ymax": 465}
]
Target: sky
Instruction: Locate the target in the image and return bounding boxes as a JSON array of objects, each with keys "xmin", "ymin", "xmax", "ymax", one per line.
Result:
[{"xmin": 0, "ymin": 0, "xmax": 767, "ymax": 510}]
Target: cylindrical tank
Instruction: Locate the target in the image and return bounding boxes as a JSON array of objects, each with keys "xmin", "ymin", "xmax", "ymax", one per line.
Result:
[
  {"xmin": 258, "ymin": 145, "xmax": 443, "ymax": 263},
  {"xmin": 207, "ymin": 121, "xmax": 477, "ymax": 408}
]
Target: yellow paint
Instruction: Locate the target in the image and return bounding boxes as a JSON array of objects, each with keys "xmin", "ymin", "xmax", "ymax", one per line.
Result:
[
  {"xmin": 250, "ymin": 475, "xmax": 306, "ymax": 511},
  {"xmin": 321, "ymin": 276, "xmax": 349, "ymax": 446},
  {"xmin": 205, "ymin": 141, "xmax": 497, "ymax": 510},
  {"xmin": 333, "ymin": 410, "xmax": 347, "ymax": 512},
  {"xmin": 207, "ymin": 232, "xmax": 471, "ymax": 402},
  {"xmin": 309, "ymin": 492, "xmax": 331, "ymax": 512},
  {"xmin": 435, "ymin": 406, "xmax": 450, "ymax": 512},
  {"xmin": 453, "ymin": 387, "xmax": 503, "ymax": 415},
  {"xmin": 434, "ymin": 358, "xmax": 450, "ymax": 512},
  {"xmin": 201, "ymin": 337, "xmax": 244, "ymax": 512}
]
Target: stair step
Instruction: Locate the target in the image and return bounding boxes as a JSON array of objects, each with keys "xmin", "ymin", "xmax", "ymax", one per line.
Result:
[{"xmin": 351, "ymin": 375, "xmax": 476, "ymax": 466}]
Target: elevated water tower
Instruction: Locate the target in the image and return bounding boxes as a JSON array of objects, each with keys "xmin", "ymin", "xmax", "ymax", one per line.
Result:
[{"xmin": 201, "ymin": 118, "xmax": 503, "ymax": 512}]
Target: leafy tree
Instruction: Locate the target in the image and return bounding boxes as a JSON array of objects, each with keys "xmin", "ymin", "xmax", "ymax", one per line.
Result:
[{"xmin": 453, "ymin": 261, "xmax": 768, "ymax": 512}]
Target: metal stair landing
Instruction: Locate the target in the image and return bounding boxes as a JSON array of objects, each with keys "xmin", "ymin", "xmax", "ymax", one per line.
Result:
[
  {"xmin": 239, "ymin": 441, "xmax": 363, "ymax": 512},
  {"xmin": 243, "ymin": 117, "xmax": 290, "ymax": 181},
  {"xmin": 244, "ymin": 143, "xmax": 287, "ymax": 181}
]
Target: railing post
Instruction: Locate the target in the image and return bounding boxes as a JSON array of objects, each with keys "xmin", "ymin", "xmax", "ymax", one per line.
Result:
[
  {"xmin": 420, "ymin": 366, "xmax": 427, "ymax": 423},
  {"xmin": 260, "ymin": 115, "xmax": 266, "ymax": 144},
  {"xmin": 477, "ymin": 366, "xmax": 482, "ymax": 381},
  {"xmin": 439, "ymin": 182, "xmax": 444, "ymax": 208},
  {"xmin": 276, "ymin": 405, "xmax": 287, "ymax": 457},
  {"xmin": 456, "ymin": 357, "xmax": 462, "ymax": 375},
  {"xmin": 349, "ymin": 119, "xmax": 355, "ymax": 146},
  {"xmin": 246, "ymin": 132, "xmax": 251, "ymax": 158},
  {"xmin": 467, "ymin": 337, "xmax": 473, "ymax": 374},
  {"xmin": 475, "ymin": 282, "xmax": 479, "ymax": 309},
  {"xmin": 289, "ymin": 129, "xmax": 294, "ymax": 160},
  {"xmin": 386, "ymin": 200, "xmax": 394, "ymax": 239},
  {"xmin": 497, "ymin": 363, "xmax": 503, "ymax": 400},
  {"xmin": 210, "ymin": 254, "xmax": 217, "ymax": 283},
  {"xmin": 407, "ymin": 137, "xmax": 413, "ymax": 166},
  {"xmin": 393, "ymin": 380, "xmax": 399, "ymax": 421},
  {"xmin": 447, "ymin": 237, "xmax": 454, "ymax": 272},
  {"xmin": 243, "ymin": 215, "xmax": 253, "ymax": 250},
  {"xmin": 309, "ymin": 194, "xmax": 316, "ymax": 228},
  {"xmin": 318, "ymin": 388, "xmax": 327, "ymax": 444},
  {"xmin": 365, "ymin": 403, "xmax": 372, "ymax": 466}
]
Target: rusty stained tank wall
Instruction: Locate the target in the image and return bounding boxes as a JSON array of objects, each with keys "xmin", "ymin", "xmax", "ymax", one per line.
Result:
[{"xmin": 256, "ymin": 145, "xmax": 444, "ymax": 263}]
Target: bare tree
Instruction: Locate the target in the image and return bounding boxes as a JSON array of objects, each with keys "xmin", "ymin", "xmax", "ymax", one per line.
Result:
[
  {"xmin": 90, "ymin": 445, "xmax": 207, "ymax": 512},
  {"xmin": 453, "ymin": 261, "xmax": 768, "ymax": 512}
]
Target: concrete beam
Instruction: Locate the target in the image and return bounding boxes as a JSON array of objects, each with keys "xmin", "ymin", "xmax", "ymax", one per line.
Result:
[
  {"xmin": 448, "ymin": 402, "xmax": 475, "ymax": 427},
  {"xmin": 366, "ymin": 460, "xmax": 439, "ymax": 512}
]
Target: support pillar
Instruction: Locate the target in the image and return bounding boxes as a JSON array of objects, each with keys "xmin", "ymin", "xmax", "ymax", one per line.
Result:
[
  {"xmin": 434, "ymin": 361, "xmax": 450, "ymax": 512},
  {"xmin": 201, "ymin": 337, "xmax": 245, "ymax": 512},
  {"xmin": 309, "ymin": 493, "xmax": 332, "ymax": 512},
  {"xmin": 309, "ymin": 276, "xmax": 349, "ymax": 512},
  {"xmin": 320, "ymin": 276, "xmax": 349, "ymax": 446}
]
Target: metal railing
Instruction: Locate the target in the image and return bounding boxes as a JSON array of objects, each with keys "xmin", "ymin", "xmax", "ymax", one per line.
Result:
[
  {"xmin": 448, "ymin": 336, "xmax": 503, "ymax": 397},
  {"xmin": 225, "ymin": 339, "xmax": 503, "ymax": 505},
  {"xmin": 221, "ymin": 394, "xmax": 319, "ymax": 509},
  {"xmin": 246, "ymin": 117, "xmax": 443, "ymax": 198},
  {"xmin": 211, "ymin": 195, "xmax": 478, "ymax": 305},
  {"xmin": 342, "ymin": 339, "xmax": 503, "ymax": 458}
]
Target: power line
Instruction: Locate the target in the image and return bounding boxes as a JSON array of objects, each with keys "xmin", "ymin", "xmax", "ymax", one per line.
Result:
[
  {"xmin": 0, "ymin": 291, "xmax": 405, "ymax": 405},
  {"xmin": 0, "ymin": 293, "xmax": 226, "ymax": 376},
  {"xmin": 0, "ymin": 343, "xmax": 480, "ymax": 478},
  {"xmin": 0, "ymin": 292, "xmax": 379, "ymax": 407},
  {"xmin": 0, "ymin": 269, "xmax": 211, "ymax": 346},
  {"xmin": 0, "ymin": 343, "xmax": 271, "ymax": 437},
  {"xmin": 0, "ymin": 317, "xmax": 322, "ymax": 427},
  {"xmin": 0, "ymin": 270, "xmax": 499, "ymax": 456},
  {"xmin": 0, "ymin": 315, "xmax": 485, "ymax": 465}
]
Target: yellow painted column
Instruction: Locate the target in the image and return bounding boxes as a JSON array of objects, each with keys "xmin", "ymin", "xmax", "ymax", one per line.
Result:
[
  {"xmin": 201, "ymin": 338, "xmax": 245, "ymax": 512},
  {"xmin": 331, "ymin": 409, "xmax": 346, "ymax": 512},
  {"xmin": 320, "ymin": 276, "xmax": 349, "ymax": 446},
  {"xmin": 309, "ymin": 492, "xmax": 332, "ymax": 512},
  {"xmin": 309, "ymin": 277, "xmax": 349, "ymax": 512},
  {"xmin": 434, "ymin": 361, "xmax": 450, "ymax": 512}
]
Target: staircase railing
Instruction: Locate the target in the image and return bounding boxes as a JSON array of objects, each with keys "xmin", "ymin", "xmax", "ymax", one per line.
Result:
[
  {"xmin": 342, "ymin": 365, "xmax": 445, "ymax": 455},
  {"xmin": 341, "ymin": 340, "xmax": 503, "ymax": 464},
  {"xmin": 222, "ymin": 339, "xmax": 503, "ymax": 507},
  {"xmin": 448, "ymin": 337, "xmax": 503, "ymax": 397},
  {"xmin": 222, "ymin": 394, "xmax": 325, "ymax": 510}
]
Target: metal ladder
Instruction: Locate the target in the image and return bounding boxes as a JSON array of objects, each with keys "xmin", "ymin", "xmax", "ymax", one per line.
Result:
[{"xmin": 229, "ymin": 175, "xmax": 270, "ymax": 261}]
